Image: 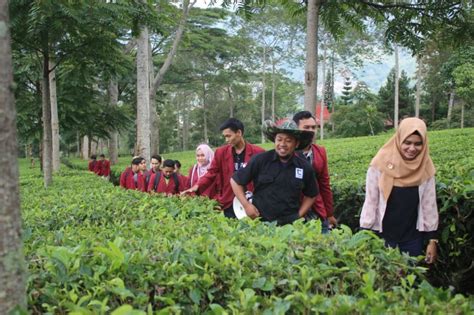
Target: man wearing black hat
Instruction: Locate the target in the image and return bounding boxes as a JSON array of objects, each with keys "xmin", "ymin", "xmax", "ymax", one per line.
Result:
[{"xmin": 230, "ymin": 119, "xmax": 318, "ymax": 225}]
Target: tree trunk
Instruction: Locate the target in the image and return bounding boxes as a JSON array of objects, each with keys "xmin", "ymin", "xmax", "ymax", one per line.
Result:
[
  {"xmin": 431, "ymin": 100, "xmax": 436, "ymax": 123},
  {"xmin": 394, "ymin": 45, "xmax": 399, "ymax": 129},
  {"xmin": 76, "ymin": 131, "xmax": 80, "ymax": 158},
  {"xmin": 0, "ymin": 2, "xmax": 27, "ymax": 311},
  {"xmin": 271, "ymin": 57, "xmax": 276, "ymax": 122},
  {"xmin": 227, "ymin": 85, "xmax": 234, "ymax": 118},
  {"xmin": 447, "ymin": 91, "xmax": 455, "ymax": 127},
  {"xmin": 82, "ymin": 135, "xmax": 89, "ymax": 159},
  {"xmin": 460, "ymin": 101, "xmax": 465, "ymax": 129},
  {"xmin": 320, "ymin": 44, "xmax": 327, "ymax": 140},
  {"xmin": 261, "ymin": 46, "xmax": 266, "ymax": 143},
  {"xmin": 107, "ymin": 81, "xmax": 119, "ymax": 165},
  {"xmin": 136, "ymin": 26, "xmax": 151, "ymax": 162},
  {"xmin": 415, "ymin": 55, "xmax": 421, "ymax": 118},
  {"xmin": 331, "ymin": 50, "xmax": 335, "ymax": 132},
  {"xmin": 50, "ymin": 61, "xmax": 60, "ymax": 172},
  {"xmin": 303, "ymin": 0, "xmax": 321, "ymax": 114},
  {"xmin": 148, "ymin": 38, "xmax": 159, "ymax": 156},
  {"xmin": 41, "ymin": 39, "xmax": 53, "ymax": 187},
  {"xmin": 202, "ymin": 82, "xmax": 209, "ymax": 143},
  {"xmin": 90, "ymin": 138, "xmax": 97, "ymax": 156},
  {"xmin": 182, "ymin": 93, "xmax": 189, "ymax": 151},
  {"xmin": 150, "ymin": 0, "xmax": 194, "ymax": 97}
]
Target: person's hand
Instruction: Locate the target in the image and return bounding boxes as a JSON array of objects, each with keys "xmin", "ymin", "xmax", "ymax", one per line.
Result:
[
  {"xmin": 180, "ymin": 185, "xmax": 198, "ymax": 196},
  {"xmin": 425, "ymin": 240, "xmax": 438, "ymax": 264},
  {"xmin": 244, "ymin": 203, "xmax": 260, "ymax": 219},
  {"xmin": 327, "ymin": 216, "xmax": 338, "ymax": 228}
]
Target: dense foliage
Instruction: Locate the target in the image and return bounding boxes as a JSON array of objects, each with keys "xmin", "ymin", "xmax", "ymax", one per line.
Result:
[{"xmin": 20, "ymin": 164, "xmax": 473, "ymax": 313}]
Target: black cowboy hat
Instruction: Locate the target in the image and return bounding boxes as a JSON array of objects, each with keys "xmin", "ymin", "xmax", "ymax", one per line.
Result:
[{"xmin": 263, "ymin": 119, "xmax": 314, "ymax": 150}]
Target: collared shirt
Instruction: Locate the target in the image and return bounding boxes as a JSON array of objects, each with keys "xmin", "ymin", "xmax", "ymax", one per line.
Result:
[
  {"xmin": 303, "ymin": 149, "xmax": 313, "ymax": 164},
  {"xmin": 232, "ymin": 150, "xmax": 318, "ymax": 222}
]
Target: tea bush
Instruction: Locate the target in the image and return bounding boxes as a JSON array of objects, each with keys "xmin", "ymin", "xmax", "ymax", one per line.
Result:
[
  {"xmin": 62, "ymin": 128, "xmax": 474, "ymax": 294},
  {"xmin": 21, "ymin": 168, "xmax": 474, "ymax": 313}
]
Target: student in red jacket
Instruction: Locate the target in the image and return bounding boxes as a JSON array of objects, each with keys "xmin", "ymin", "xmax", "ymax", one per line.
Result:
[
  {"xmin": 148, "ymin": 159, "xmax": 185, "ymax": 195},
  {"xmin": 187, "ymin": 143, "xmax": 217, "ymax": 198},
  {"xmin": 88, "ymin": 155, "xmax": 99, "ymax": 173},
  {"xmin": 293, "ymin": 111, "xmax": 336, "ymax": 232},
  {"xmin": 144, "ymin": 154, "xmax": 162, "ymax": 191},
  {"xmin": 182, "ymin": 118, "xmax": 265, "ymax": 218},
  {"xmin": 173, "ymin": 160, "xmax": 189, "ymax": 190},
  {"xmin": 119, "ymin": 156, "xmax": 147, "ymax": 191},
  {"xmin": 98, "ymin": 154, "xmax": 111, "ymax": 178}
]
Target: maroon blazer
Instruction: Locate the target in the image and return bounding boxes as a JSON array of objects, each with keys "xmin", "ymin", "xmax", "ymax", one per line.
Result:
[
  {"xmin": 148, "ymin": 172, "xmax": 186, "ymax": 195},
  {"xmin": 187, "ymin": 165, "xmax": 218, "ymax": 199},
  {"xmin": 308, "ymin": 144, "xmax": 334, "ymax": 218},
  {"xmin": 98, "ymin": 160, "xmax": 111, "ymax": 176},
  {"xmin": 119, "ymin": 167, "xmax": 146, "ymax": 192},
  {"xmin": 88, "ymin": 160, "xmax": 99, "ymax": 173},
  {"xmin": 197, "ymin": 142, "xmax": 265, "ymax": 209}
]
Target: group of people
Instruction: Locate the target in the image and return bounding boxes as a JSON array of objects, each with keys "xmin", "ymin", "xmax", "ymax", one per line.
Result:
[
  {"xmin": 102, "ymin": 112, "xmax": 439, "ymax": 263},
  {"xmin": 88, "ymin": 154, "xmax": 111, "ymax": 178}
]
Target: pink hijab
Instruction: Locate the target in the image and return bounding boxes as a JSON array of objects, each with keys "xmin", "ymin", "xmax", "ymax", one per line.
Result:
[{"xmin": 191, "ymin": 144, "xmax": 214, "ymax": 183}]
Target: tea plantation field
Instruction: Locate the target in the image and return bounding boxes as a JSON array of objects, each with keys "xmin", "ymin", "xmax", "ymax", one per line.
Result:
[{"xmin": 22, "ymin": 128, "xmax": 474, "ymax": 313}]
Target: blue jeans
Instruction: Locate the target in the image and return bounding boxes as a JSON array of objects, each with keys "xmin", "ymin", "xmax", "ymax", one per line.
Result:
[{"xmin": 384, "ymin": 237, "xmax": 423, "ymax": 257}]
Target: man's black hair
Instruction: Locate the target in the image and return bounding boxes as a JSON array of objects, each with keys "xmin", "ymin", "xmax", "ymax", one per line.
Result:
[
  {"xmin": 151, "ymin": 154, "xmax": 162, "ymax": 163},
  {"xmin": 162, "ymin": 159, "xmax": 175, "ymax": 168},
  {"xmin": 131, "ymin": 156, "xmax": 144, "ymax": 165},
  {"xmin": 90, "ymin": 155, "xmax": 97, "ymax": 160},
  {"xmin": 219, "ymin": 118, "xmax": 244, "ymax": 134},
  {"xmin": 100, "ymin": 154, "xmax": 105, "ymax": 158},
  {"xmin": 292, "ymin": 111, "xmax": 316, "ymax": 125},
  {"xmin": 174, "ymin": 160, "xmax": 182, "ymax": 169}
]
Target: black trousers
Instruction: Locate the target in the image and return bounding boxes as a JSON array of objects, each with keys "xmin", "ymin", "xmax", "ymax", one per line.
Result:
[{"xmin": 223, "ymin": 207, "xmax": 237, "ymax": 219}]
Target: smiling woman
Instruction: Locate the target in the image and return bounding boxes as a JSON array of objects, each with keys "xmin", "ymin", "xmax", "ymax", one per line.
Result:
[{"xmin": 360, "ymin": 117, "xmax": 439, "ymax": 263}]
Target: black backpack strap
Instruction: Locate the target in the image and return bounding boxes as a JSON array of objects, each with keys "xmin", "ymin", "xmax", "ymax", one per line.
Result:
[
  {"xmin": 153, "ymin": 171, "xmax": 162, "ymax": 192},
  {"xmin": 173, "ymin": 173, "xmax": 180, "ymax": 193},
  {"xmin": 145, "ymin": 171, "xmax": 152, "ymax": 189},
  {"xmin": 124, "ymin": 169, "xmax": 130, "ymax": 184}
]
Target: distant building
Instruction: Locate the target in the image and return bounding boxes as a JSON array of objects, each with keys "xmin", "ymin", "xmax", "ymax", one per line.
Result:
[{"xmin": 315, "ymin": 101, "xmax": 331, "ymax": 126}]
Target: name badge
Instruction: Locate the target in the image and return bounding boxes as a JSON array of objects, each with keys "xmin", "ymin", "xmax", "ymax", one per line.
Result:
[{"xmin": 295, "ymin": 168, "xmax": 303, "ymax": 179}]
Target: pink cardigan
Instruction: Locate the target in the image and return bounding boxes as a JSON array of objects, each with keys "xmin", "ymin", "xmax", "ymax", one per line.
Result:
[{"xmin": 359, "ymin": 166, "xmax": 439, "ymax": 233}]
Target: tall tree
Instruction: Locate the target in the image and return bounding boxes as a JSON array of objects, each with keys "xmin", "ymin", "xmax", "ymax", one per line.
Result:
[
  {"xmin": 10, "ymin": 1, "xmax": 131, "ymax": 186},
  {"xmin": 394, "ymin": 44, "xmax": 399, "ymax": 128},
  {"xmin": 303, "ymin": 0, "xmax": 321, "ymax": 114},
  {"xmin": 341, "ymin": 76, "xmax": 353, "ymax": 105},
  {"xmin": 136, "ymin": 25, "xmax": 151, "ymax": 161},
  {"xmin": 49, "ymin": 62, "xmax": 60, "ymax": 172},
  {"xmin": 0, "ymin": 0, "xmax": 26, "ymax": 311},
  {"xmin": 378, "ymin": 68, "xmax": 414, "ymax": 121}
]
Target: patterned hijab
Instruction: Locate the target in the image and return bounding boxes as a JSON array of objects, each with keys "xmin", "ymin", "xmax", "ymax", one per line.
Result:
[{"xmin": 370, "ymin": 117, "xmax": 436, "ymax": 201}]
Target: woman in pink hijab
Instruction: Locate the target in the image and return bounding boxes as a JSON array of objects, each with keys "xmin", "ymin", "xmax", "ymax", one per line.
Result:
[{"xmin": 187, "ymin": 144, "xmax": 218, "ymax": 198}]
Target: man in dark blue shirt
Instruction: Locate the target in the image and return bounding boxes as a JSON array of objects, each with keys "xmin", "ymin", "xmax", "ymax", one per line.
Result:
[{"xmin": 231, "ymin": 119, "xmax": 318, "ymax": 225}]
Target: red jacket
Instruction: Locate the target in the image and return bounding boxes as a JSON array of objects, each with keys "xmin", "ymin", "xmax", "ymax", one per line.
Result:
[
  {"xmin": 98, "ymin": 159, "xmax": 111, "ymax": 176},
  {"xmin": 119, "ymin": 167, "xmax": 146, "ymax": 192},
  {"xmin": 88, "ymin": 160, "xmax": 99, "ymax": 173},
  {"xmin": 197, "ymin": 142, "xmax": 265, "ymax": 209},
  {"xmin": 307, "ymin": 144, "xmax": 334, "ymax": 218},
  {"xmin": 144, "ymin": 169, "xmax": 158, "ymax": 192},
  {"xmin": 148, "ymin": 172, "xmax": 185, "ymax": 195},
  {"xmin": 187, "ymin": 165, "xmax": 218, "ymax": 199}
]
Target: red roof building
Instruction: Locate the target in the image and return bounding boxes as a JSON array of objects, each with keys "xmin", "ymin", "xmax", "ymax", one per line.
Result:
[{"xmin": 315, "ymin": 101, "xmax": 331, "ymax": 126}]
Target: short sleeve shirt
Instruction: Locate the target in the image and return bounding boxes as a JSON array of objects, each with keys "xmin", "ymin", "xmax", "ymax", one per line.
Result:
[{"xmin": 232, "ymin": 150, "xmax": 318, "ymax": 221}]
